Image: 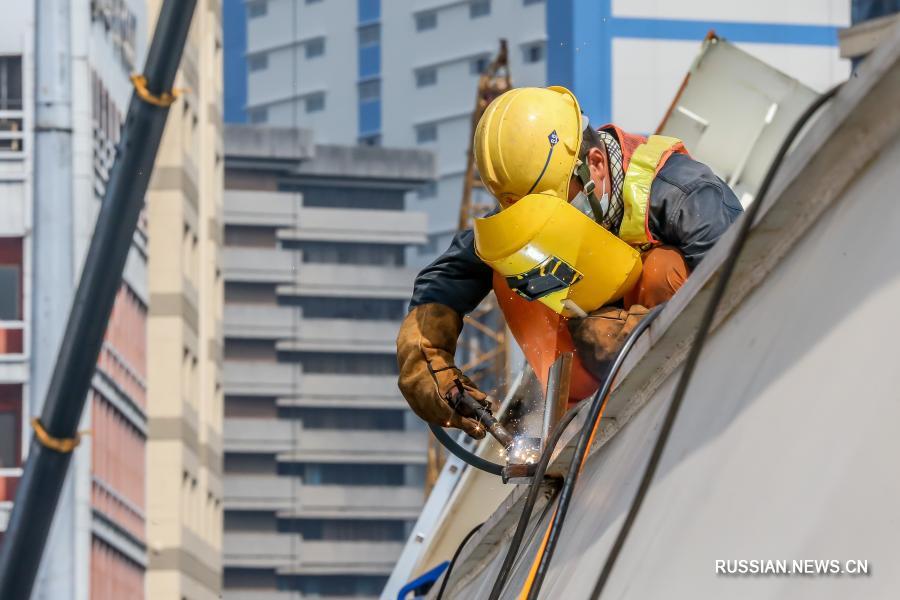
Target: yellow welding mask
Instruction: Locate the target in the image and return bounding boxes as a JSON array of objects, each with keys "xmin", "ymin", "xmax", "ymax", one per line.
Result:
[
  {"xmin": 474, "ymin": 86, "xmax": 583, "ymax": 208},
  {"xmin": 473, "ymin": 194, "xmax": 643, "ymax": 317}
]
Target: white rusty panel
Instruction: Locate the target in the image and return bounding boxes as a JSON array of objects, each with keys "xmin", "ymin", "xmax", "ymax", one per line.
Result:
[
  {"xmin": 612, "ymin": 38, "xmax": 847, "ymax": 142},
  {"xmin": 655, "ymin": 38, "xmax": 820, "ymax": 202}
]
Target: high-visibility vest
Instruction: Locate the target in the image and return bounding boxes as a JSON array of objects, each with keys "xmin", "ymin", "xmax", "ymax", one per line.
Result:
[
  {"xmin": 494, "ymin": 127, "xmax": 687, "ymax": 402},
  {"xmin": 617, "ymin": 129, "xmax": 687, "ymax": 246}
]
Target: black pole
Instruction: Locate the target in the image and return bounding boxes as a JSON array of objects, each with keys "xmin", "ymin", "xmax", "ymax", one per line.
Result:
[{"xmin": 0, "ymin": 1, "xmax": 197, "ymax": 597}]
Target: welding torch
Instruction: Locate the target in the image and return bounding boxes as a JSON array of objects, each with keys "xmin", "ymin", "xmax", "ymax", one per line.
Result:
[{"xmin": 448, "ymin": 378, "xmax": 514, "ymax": 447}]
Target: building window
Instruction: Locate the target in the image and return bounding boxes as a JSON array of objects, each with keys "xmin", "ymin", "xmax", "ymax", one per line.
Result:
[
  {"xmin": 305, "ymin": 37, "xmax": 325, "ymax": 59},
  {"xmin": 358, "ymin": 0, "xmax": 380, "ymax": 23},
  {"xmin": 285, "ymin": 408, "xmax": 407, "ymax": 430},
  {"xmin": 358, "ymin": 133, "xmax": 381, "ymax": 146},
  {"xmin": 415, "ymin": 11, "xmax": 437, "ymax": 31},
  {"xmin": 306, "ymin": 0, "xmax": 323, "ymax": 3},
  {"xmin": 280, "ymin": 518, "xmax": 408, "ymax": 541},
  {"xmin": 416, "ymin": 234, "xmax": 441, "ymax": 256},
  {"xmin": 470, "ymin": 54, "xmax": 490, "ymax": 75},
  {"xmin": 358, "ymin": 79, "xmax": 380, "ymax": 102},
  {"xmin": 358, "ymin": 23, "xmax": 380, "ymax": 47},
  {"xmin": 224, "ymin": 282, "xmax": 276, "ymax": 304},
  {"xmin": 278, "ymin": 571, "xmax": 393, "ymax": 594},
  {"xmin": 248, "ymin": 107, "xmax": 268, "ymax": 123},
  {"xmin": 417, "ymin": 181, "xmax": 437, "ymax": 199},
  {"xmin": 0, "ymin": 239, "xmax": 21, "ymax": 321},
  {"xmin": 283, "ymin": 463, "xmax": 412, "ymax": 486},
  {"xmin": 523, "ymin": 42, "xmax": 545, "ymax": 64},
  {"xmin": 0, "ymin": 266, "xmax": 19, "ymax": 321},
  {"xmin": 283, "ymin": 184, "xmax": 404, "ymax": 210},
  {"xmin": 523, "ymin": 0, "xmax": 544, "ymax": 4},
  {"xmin": 470, "ymin": 0, "xmax": 491, "ymax": 18},
  {"xmin": 287, "ymin": 352, "xmax": 399, "ymax": 375},
  {"xmin": 224, "ymin": 225, "xmax": 277, "ymax": 248},
  {"xmin": 0, "ymin": 56, "xmax": 23, "ymax": 111},
  {"xmin": 305, "ymin": 92, "xmax": 325, "ymax": 113},
  {"xmin": 247, "ymin": 0, "xmax": 267, "ymax": 18},
  {"xmin": 285, "ymin": 297, "xmax": 405, "ymax": 320},
  {"xmin": 0, "ymin": 56, "xmax": 23, "ymax": 153},
  {"xmin": 415, "ymin": 67, "xmax": 437, "ymax": 88},
  {"xmin": 247, "ymin": 53, "xmax": 268, "ymax": 72},
  {"xmin": 0, "ymin": 385, "xmax": 22, "ymax": 468},
  {"xmin": 91, "ymin": 70, "xmax": 123, "ymax": 149},
  {"xmin": 416, "ymin": 123, "xmax": 437, "ymax": 144},
  {"xmin": 292, "ymin": 241, "xmax": 404, "ymax": 266}
]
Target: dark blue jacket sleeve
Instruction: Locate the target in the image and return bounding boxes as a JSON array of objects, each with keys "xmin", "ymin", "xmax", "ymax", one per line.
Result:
[
  {"xmin": 408, "ymin": 229, "xmax": 494, "ymax": 315},
  {"xmin": 649, "ymin": 153, "xmax": 743, "ymax": 269}
]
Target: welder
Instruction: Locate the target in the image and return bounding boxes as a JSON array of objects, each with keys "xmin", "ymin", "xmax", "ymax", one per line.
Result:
[{"xmin": 397, "ymin": 86, "xmax": 743, "ymax": 438}]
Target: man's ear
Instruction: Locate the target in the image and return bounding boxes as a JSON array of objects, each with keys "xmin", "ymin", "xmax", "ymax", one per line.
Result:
[{"xmin": 586, "ymin": 146, "xmax": 607, "ymax": 174}]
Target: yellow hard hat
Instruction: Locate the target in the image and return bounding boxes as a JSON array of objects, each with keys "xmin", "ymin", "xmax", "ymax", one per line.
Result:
[
  {"xmin": 474, "ymin": 194, "xmax": 642, "ymax": 317},
  {"xmin": 474, "ymin": 86, "xmax": 583, "ymax": 208}
]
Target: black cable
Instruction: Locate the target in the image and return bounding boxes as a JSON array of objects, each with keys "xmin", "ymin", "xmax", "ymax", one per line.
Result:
[
  {"xmin": 435, "ymin": 522, "xmax": 484, "ymax": 600},
  {"xmin": 589, "ymin": 84, "xmax": 843, "ymax": 600},
  {"xmin": 486, "ymin": 404, "xmax": 582, "ymax": 600},
  {"xmin": 429, "ymin": 423, "xmax": 505, "ymax": 477},
  {"xmin": 487, "ymin": 305, "xmax": 664, "ymax": 600},
  {"xmin": 430, "ymin": 396, "xmax": 575, "ymax": 480},
  {"xmin": 526, "ymin": 304, "xmax": 665, "ymax": 599}
]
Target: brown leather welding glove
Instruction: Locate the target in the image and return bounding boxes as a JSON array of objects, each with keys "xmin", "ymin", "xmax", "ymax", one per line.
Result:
[
  {"xmin": 396, "ymin": 303, "xmax": 489, "ymax": 439},
  {"xmin": 567, "ymin": 305, "xmax": 650, "ymax": 379}
]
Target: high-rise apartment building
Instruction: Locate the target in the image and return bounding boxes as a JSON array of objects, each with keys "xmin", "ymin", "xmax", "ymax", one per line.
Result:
[
  {"xmin": 224, "ymin": 0, "xmax": 850, "ymax": 267},
  {"xmin": 0, "ymin": 1, "xmax": 152, "ymax": 598},
  {"xmin": 0, "ymin": 21, "xmax": 30, "ymax": 542},
  {"xmin": 221, "ymin": 124, "xmax": 433, "ymax": 599},
  {"xmin": 145, "ymin": 1, "xmax": 225, "ymax": 599},
  {"xmin": 225, "ymin": 0, "xmax": 547, "ymax": 264}
]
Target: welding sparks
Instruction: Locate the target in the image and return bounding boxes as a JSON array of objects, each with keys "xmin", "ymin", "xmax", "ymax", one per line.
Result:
[{"xmin": 506, "ymin": 436, "xmax": 541, "ymax": 465}]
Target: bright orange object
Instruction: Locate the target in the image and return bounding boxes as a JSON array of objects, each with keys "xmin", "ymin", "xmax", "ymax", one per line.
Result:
[{"xmin": 494, "ymin": 272, "xmax": 600, "ymax": 402}]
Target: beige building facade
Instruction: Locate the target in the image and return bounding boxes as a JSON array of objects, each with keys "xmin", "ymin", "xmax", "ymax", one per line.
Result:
[{"xmin": 145, "ymin": 1, "xmax": 225, "ymax": 599}]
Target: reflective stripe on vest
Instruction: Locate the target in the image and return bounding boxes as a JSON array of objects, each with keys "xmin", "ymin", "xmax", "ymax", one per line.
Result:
[{"xmin": 618, "ymin": 135, "xmax": 685, "ymax": 246}]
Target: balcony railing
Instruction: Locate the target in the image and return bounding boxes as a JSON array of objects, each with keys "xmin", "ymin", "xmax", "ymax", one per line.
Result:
[
  {"xmin": 276, "ymin": 263, "xmax": 417, "ymax": 300},
  {"xmin": 223, "ymin": 532, "xmax": 403, "ymax": 574},
  {"xmin": 224, "ymin": 476, "xmax": 424, "ymax": 517},
  {"xmin": 222, "ymin": 363, "xmax": 404, "ymax": 406},
  {"xmin": 224, "ymin": 418, "xmax": 427, "ymax": 463},
  {"xmin": 276, "ymin": 206, "xmax": 426, "ymax": 245},
  {"xmin": 225, "ymin": 307, "xmax": 399, "ymax": 353}
]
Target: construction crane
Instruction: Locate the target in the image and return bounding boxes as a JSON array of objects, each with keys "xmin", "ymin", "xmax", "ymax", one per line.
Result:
[
  {"xmin": 425, "ymin": 40, "xmax": 513, "ymax": 494},
  {"xmin": 458, "ymin": 38, "xmax": 512, "ymax": 403}
]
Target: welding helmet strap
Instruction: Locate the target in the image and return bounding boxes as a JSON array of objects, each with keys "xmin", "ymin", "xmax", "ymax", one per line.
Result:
[{"xmin": 572, "ymin": 159, "xmax": 606, "ymax": 225}]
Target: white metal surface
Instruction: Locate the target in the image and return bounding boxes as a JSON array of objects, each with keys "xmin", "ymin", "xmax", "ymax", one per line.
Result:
[{"xmin": 658, "ymin": 36, "xmax": 818, "ymax": 204}]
